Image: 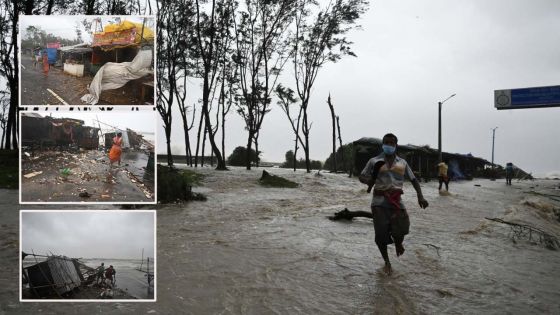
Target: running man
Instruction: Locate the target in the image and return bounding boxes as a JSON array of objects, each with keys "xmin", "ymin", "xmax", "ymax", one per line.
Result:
[{"xmin": 359, "ymin": 133, "xmax": 429, "ymax": 275}]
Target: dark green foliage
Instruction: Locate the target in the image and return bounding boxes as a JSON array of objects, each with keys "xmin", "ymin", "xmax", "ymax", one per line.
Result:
[
  {"xmin": 280, "ymin": 150, "xmax": 322, "ymax": 170},
  {"xmin": 157, "ymin": 165, "xmax": 206, "ymax": 203},
  {"xmin": 324, "ymin": 144, "xmax": 353, "ymax": 172},
  {"xmin": 259, "ymin": 170, "xmax": 298, "ymax": 188},
  {"xmin": 0, "ymin": 150, "xmax": 17, "ymax": 189},
  {"xmin": 227, "ymin": 146, "xmax": 259, "ymax": 167}
]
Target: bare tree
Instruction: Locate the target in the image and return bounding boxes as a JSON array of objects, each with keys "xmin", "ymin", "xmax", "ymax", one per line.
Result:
[
  {"xmin": 232, "ymin": 0, "xmax": 297, "ymax": 170},
  {"xmin": 156, "ymin": 0, "xmax": 177, "ymax": 166},
  {"xmin": 327, "ymin": 93, "xmax": 337, "ymax": 172},
  {"xmin": 336, "ymin": 115, "xmax": 345, "ymax": 172},
  {"xmin": 0, "ymin": 0, "xmax": 19, "ymax": 149},
  {"xmin": 192, "ymin": 0, "xmax": 234, "ymax": 170},
  {"xmin": 275, "ymin": 84, "xmax": 303, "ymax": 171},
  {"xmin": 291, "ymin": 0, "xmax": 368, "ymax": 172}
]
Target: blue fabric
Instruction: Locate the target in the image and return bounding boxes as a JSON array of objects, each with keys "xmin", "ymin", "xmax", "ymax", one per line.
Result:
[{"xmin": 46, "ymin": 48, "xmax": 57, "ymax": 64}]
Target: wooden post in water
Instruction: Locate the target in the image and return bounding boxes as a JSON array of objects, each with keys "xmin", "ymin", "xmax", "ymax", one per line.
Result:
[{"xmin": 140, "ymin": 248, "xmax": 144, "ymax": 271}]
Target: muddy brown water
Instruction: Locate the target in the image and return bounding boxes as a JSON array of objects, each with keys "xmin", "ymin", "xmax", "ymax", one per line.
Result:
[{"xmin": 2, "ymin": 167, "xmax": 560, "ymax": 314}]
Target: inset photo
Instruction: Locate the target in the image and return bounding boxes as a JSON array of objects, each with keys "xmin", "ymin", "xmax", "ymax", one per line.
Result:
[
  {"xmin": 21, "ymin": 210, "xmax": 155, "ymax": 301},
  {"xmin": 20, "ymin": 15, "xmax": 155, "ymax": 105},
  {"xmin": 20, "ymin": 110, "xmax": 156, "ymax": 204}
]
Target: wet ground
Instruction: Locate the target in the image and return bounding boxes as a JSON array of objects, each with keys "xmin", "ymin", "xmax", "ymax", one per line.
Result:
[
  {"xmin": 1, "ymin": 168, "xmax": 560, "ymax": 314},
  {"xmin": 21, "ymin": 149, "xmax": 154, "ymax": 203},
  {"xmin": 20, "ymin": 57, "xmax": 153, "ymax": 106}
]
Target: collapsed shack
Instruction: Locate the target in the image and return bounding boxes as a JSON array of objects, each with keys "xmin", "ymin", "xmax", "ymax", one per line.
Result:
[
  {"xmin": 58, "ymin": 43, "xmax": 93, "ymax": 77},
  {"xmin": 81, "ymin": 19, "xmax": 155, "ymax": 105},
  {"xmin": 21, "ymin": 113, "xmax": 100, "ymax": 150},
  {"xmin": 352, "ymin": 137, "xmax": 531, "ymax": 180},
  {"xmin": 22, "ymin": 252, "xmax": 135, "ymax": 299}
]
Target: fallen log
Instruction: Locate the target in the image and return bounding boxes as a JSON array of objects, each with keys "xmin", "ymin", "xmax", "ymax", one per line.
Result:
[{"xmin": 328, "ymin": 208, "xmax": 373, "ymax": 221}]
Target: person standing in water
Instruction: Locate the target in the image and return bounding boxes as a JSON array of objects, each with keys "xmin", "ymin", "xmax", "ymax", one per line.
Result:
[
  {"xmin": 109, "ymin": 132, "xmax": 123, "ymax": 167},
  {"xmin": 437, "ymin": 160, "xmax": 450, "ymax": 191},
  {"xmin": 505, "ymin": 162, "xmax": 514, "ymax": 185},
  {"xmin": 359, "ymin": 133, "xmax": 429, "ymax": 275}
]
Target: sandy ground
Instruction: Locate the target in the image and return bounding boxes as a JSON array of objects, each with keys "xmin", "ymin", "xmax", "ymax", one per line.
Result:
[
  {"xmin": 21, "ymin": 149, "xmax": 154, "ymax": 203},
  {"xmin": 20, "ymin": 57, "xmax": 153, "ymax": 106},
  {"xmin": 1, "ymin": 167, "xmax": 560, "ymax": 314}
]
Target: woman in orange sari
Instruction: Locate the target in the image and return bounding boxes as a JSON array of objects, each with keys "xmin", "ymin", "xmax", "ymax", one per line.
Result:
[
  {"xmin": 109, "ymin": 132, "xmax": 123, "ymax": 167},
  {"xmin": 42, "ymin": 51, "xmax": 49, "ymax": 76}
]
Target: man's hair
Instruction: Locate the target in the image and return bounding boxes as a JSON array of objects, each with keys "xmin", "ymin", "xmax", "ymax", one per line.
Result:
[
  {"xmin": 117, "ymin": 132, "xmax": 122, "ymax": 137},
  {"xmin": 382, "ymin": 133, "xmax": 398, "ymax": 143}
]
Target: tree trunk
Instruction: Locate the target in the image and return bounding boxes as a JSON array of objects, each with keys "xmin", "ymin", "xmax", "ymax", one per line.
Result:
[
  {"xmin": 201, "ymin": 67, "xmax": 226, "ymax": 170},
  {"xmin": 245, "ymin": 131, "xmax": 254, "ymax": 170},
  {"xmin": 46, "ymin": 0, "xmax": 55, "ymax": 14},
  {"xmin": 327, "ymin": 94, "xmax": 336, "ymax": 172},
  {"xmin": 183, "ymin": 123, "xmax": 191, "ymax": 166},
  {"xmin": 165, "ymin": 126, "xmax": 173, "ymax": 166},
  {"xmin": 336, "ymin": 116, "xmax": 344, "ymax": 172},
  {"xmin": 254, "ymin": 138, "xmax": 259, "ymax": 168},
  {"xmin": 194, "ymin": 106, "xmax": 204, "ymax": 167},
  {"xmin": 201, "ymin": 123, "xmax": 207, "ymax": 167}
]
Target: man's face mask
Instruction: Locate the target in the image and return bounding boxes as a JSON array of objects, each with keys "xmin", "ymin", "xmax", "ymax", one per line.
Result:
[{"xmin": 382, "ymin": 144, "xmax": 396, "ymax": 155}]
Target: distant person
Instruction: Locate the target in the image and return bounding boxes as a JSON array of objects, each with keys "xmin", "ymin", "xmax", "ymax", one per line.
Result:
[
  {"xmin": 109, "ymin": 132, "xmax": 123, "ymax": 167},
  {"xmin": 32, "ymin": 51, "xmax": 40, "ymax": 68},
  {"xmin": 506, "ymin": 162, "xmax": 514, "ymax": 185},
  {"xmin": 96, "ymin": 262, "xmax": 105, "ymax": 284},
  {"xmin": 105, "ymin": 265, "xmax": 116, "ymax": 286},
  {"xmin": 359, "ymin": 133, "xmax": 429, "ymax": 275},
  {"xmin": 437, "ymin": 160, "xmax": 450, "ymax": 191},
  {"xmin": 42, "ymin": 51, "xmax": 49, "ymax": 76}
]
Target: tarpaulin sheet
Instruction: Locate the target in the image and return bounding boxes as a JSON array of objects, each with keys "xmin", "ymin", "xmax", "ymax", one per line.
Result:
[
  {"xmin": 80, "ymin": 49, "xmax": 153, "ymax": 105},
  {"xmin": 93, "ymin": 20, "xmax": 154, "ymax": 50},
  {"xmin": 46, "ymin": 48, "xmax": 57, "ymax": 64}
]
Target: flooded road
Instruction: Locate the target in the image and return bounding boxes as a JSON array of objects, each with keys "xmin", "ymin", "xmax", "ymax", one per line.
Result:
[
  {"xmin": 155, "ymin": 167, "xmax": 560, "ymax": 314},
  {"xmin": 2, "ymin": 168, "xmax": 560, "ymax": 314}
]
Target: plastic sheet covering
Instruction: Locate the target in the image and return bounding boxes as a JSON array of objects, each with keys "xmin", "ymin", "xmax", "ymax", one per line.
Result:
[
  {"xmin": 46, "ymin": 48, "xmax": 57, "ymax": 64},
  {"xmin": 81, "ymin": 49, "xmax": 153, "ymax": 105},
  {"xmin": 48, "ymin": 257, "xmax": 81, "ymax": 295}
]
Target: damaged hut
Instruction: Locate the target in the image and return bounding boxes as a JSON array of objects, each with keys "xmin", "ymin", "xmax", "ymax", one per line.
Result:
[
  {"xmin": 58, "ymin": 43, "xmax": 93, "ymax": 77},
  {"xmin": 352, "ymin": 137, "xmax": 495, "ymax": 180},
  {"xmin": 81, "ymin": 19, "xmax": 155, "ymax": 105},
  {"xmin": 22, "ymin": 255, "xmax": 85, "ymax": 298},
  {"xmin": 22, "ymin": 113, "xmax": 100, "ymax": 150}
]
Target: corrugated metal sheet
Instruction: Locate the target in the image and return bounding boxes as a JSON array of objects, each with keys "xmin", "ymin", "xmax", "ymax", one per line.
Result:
[{"xmin": 47, "ymin": 257, "xmax": 81, "ymax": 295}]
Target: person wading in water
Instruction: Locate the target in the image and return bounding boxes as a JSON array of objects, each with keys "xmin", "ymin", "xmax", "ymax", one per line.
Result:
[
  {"xmin": 359, "ymin": 133, "xmax": 429, "ymax": 275},
  {"xmin": 109, "ymin": 132, "xmax": 123, "ymax": 167}
]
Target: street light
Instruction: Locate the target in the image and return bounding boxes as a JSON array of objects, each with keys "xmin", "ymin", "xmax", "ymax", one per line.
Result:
[
  {"xmin": 491, "ymin": 127, "xmax": 498, "ymax": 168},
  {"xmin": 438, "ymin": 93, "xmax": 456, "ymax": 162}
]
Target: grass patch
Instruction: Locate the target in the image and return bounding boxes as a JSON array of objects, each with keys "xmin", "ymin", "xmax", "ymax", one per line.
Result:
[
  {"xmin": 0, "ymin": 150, "xmax": 18, "ymax": 189},
  {"xmin": 259, "ymin": 170, "xmax": 298, "ymax": 188},
  {"xmin": 157, "ymin": 165, "xmax": 206, "ymax": 203}
]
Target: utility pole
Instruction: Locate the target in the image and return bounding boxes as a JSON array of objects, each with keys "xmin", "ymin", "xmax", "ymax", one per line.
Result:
[
  {"xmin": 491, "ymin": 127, "xmax": 498, "ymax": 168},
  {"xmin": 438, "ymin": 93, "xmax": 456, "ymax": 162}
]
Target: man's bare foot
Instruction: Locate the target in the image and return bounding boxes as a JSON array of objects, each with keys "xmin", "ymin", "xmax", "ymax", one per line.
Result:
[
  {"xmin": 396, "ymin": 243, "xmax": 405, "ymax": 256},
  {"xmin": 383, "ymin": 263, "xmax": 392, "ymax": 275}
]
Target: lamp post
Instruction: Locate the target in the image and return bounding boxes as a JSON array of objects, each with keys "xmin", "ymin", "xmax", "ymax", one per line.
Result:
[
  {"xmin": 491, "ymin": 127, "xmax": 498, "ymax": 168},
  {"xmin": 438, "ymin": 93, "xmax": 456, "ymax": 162}
]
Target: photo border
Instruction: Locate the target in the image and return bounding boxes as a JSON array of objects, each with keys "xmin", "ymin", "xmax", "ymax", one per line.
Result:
[{"xmin": 19, "ymin": 209, "xmax": 157, "ymax": 303}]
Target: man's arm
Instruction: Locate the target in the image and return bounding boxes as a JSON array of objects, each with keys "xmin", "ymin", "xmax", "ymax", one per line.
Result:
[{"xmin": 411, "ymin": 178, "xmax": 429, "ymax": 209}]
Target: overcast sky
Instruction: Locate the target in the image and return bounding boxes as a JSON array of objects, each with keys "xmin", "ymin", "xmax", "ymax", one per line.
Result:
[
  {"xmin": 20, "ymin": 15, "xmax": 154, "ymax": 44},
  {"xmin": 38, "ymin": 110, "xmax": 156, "ymax": 139},
  {"xmin": 21, "ymin": 211, "xmax": 155, "ymax": 259},
  {"xmin": 157, "ymin": 0, "xmax": 560, "ymax": 177}
]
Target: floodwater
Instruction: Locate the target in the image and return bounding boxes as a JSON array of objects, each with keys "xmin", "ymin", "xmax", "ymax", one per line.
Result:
[
  {"xmin": 2, "ymin": 168, "xmax": 560, "ymax": 313},
  {"xmin": 156, "ymin": 167, "xmax": 560, "ymax": 314}
]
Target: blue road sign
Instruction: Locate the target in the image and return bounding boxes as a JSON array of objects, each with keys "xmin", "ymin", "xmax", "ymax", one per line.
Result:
[{"xmin": 494, "ymin": 85, "xmax": 560, "ymax": 110}]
